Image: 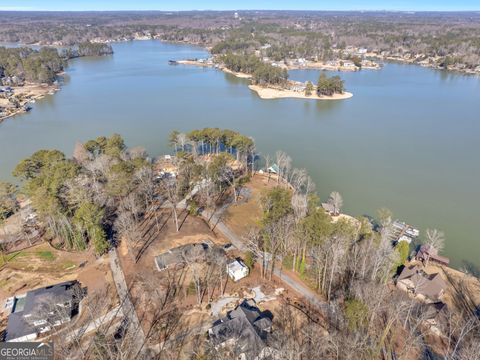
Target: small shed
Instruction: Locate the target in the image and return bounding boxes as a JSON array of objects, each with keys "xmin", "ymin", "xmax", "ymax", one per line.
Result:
[
  {"xmin": 267, "ymin": 164, "xmax": 279, "ymax": 174},
  {"xmin": 227, "ymin": 260, "xmax": 249, "ymax": 282}
]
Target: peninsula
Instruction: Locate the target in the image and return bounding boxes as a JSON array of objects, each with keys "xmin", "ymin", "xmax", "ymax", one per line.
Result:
[{"xmin": 176, "ymin": 53, "xmax": 352, "ymax": 100}]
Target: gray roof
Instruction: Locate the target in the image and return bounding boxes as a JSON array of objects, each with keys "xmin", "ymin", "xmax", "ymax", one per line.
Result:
[
  {"xmin": 154, "ymin": 242, "xmax": 226, "ymax": 271},
  {"xmin": 209, "ymin": 300, "xmax": 272, "ymax": 359},
  {"xmin": 321, "ymin": 202, "xmax": 335, "ymax": 213},
  {"xmin": 6, "ymin": 281, "xmax": 82, "ymax": 341}
]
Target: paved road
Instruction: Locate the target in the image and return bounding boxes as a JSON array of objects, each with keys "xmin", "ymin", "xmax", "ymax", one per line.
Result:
[
  {"xmin": 109, "ymin": 249, "xmax": 146, "ymax": 357},
  {"xmin": 200, "ymin": 209, "xmax": 325, "ymax": 309}
]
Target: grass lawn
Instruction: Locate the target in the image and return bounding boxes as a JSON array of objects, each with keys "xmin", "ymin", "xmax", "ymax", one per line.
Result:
[
  {"xmin": 0, "ymin": 251, "xmax": 23, "ymax": 267},
  {"xmin": 1, "ymin": 244, "xmax": 80, "ymax": 273},
  {"xmin": 35, "ymin": 250, "xmax": 56, "ymax": 261}
]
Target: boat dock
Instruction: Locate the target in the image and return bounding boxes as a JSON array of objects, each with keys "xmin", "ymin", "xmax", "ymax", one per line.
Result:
[{"xmin": 391, "ymin": 220, "xmax": 420, "ymax": 244}]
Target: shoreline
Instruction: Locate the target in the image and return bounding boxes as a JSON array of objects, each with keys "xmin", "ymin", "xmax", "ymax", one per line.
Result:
[
  {"xmin": 0, "ymin": 83, "xmax": 60, "ymax": 124},
  {"xmin": 176, "ymin": 59, "xmax": 253, "ymax": 79},
  {"xmin": 248, "ymin": 85, "xmax": 353, "ymax": 100},
  {"xmin": 4, "ymin": 38, "xmax": 479, "ymax": 76},
  {"xmin": 221, "ymin": 67, "xmax": 252, "ymax": 79}
]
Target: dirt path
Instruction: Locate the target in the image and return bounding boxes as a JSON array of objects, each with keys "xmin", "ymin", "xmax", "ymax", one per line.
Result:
[
  {"xmin": 109, "ymin": 249, "xmax": 146, "ymax": 357},
  {"xmin": 200, "ymin": 208, "xmax": 326, "ymax": 310}
]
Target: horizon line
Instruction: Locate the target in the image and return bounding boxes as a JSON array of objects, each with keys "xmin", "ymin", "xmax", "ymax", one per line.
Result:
[{"xmin": 1, "ymin": 9, "xmax": 480, "ymax": 13}]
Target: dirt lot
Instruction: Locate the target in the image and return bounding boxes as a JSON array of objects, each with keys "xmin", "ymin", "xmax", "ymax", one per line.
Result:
[
  {"xmin": 0, "ymin": 242, "xmax": 116, "ymax": 319},
  {"xmin": 117, "ymin": 208, "xmax": 299, "ymax": 343},
  {"xmin": 430, "ymin": 263, "xmax": 480, "ymax": 312},
  {"xmin": 223, "ymin": 173, "xmax": 280, "ymax": 238}
]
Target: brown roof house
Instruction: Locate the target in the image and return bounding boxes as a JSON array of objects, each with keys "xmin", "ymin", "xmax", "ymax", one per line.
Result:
[
  {"xmin": 416, "ymin": 244, "xmax": 450, "ymax": 266},
  {"xmin": 396, "ymin": 265, "xmax": 447, "ymax": 303}
]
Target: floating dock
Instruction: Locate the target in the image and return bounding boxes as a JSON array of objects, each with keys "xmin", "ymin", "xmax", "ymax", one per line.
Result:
[{"xmin": 391, "ymin": 220, "xmax": 420, "ymax": 244}]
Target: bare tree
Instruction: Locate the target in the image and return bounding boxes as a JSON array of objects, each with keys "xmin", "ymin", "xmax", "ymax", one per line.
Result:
[
  {"xmin": 425, "ymin": 228, "xmax": 445, "ymax": 252},
  {"xmin": 328, "ymin": 191, "xmax": 343, "ymax": 216},
  {"xmin": 160, "ymin": 179, "xmax": 182, "ymax": 232}
]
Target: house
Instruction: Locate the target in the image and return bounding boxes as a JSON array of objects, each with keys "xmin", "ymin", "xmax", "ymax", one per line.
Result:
[
  {"xmin": 290, "ymin": 85, "xmax": 306, "ymax": 92},
  {"xmin": 208, "ymin": 299, "xmax": 273, "ymax": 359},
  {"xmin": 396, "ymin": 265, "xmax": 446, "ymax": 302},
  {"xmin": 5, "ymin": 281, "xmax": 84, "ymax": 342},
  {"xmin": 327, "ymin": 60, "xmax": 339, "ymax": 67},
  {"xmin": 154, "ymin": 242, "xmax": 226, "ymax": 271},
  {"xmin": 267, "ymin": 164, "xmax": 279, "ymax": 174},
  {"xmin": 416, "ymin": 244, "xmax": 450, "ymax": 266},
  {"xmin": 342, "ymin": 61, "xmax": 356, "ymax": 68},
  {"xmin": 227, "ymin": 259, "xmax": 249, "ymax": 282},
  {"xmin": 422, "ymin": 302, "xmax": 448, "ymax": 327},
  {"xmin": 321, "ymin": 202, "xmax": 337, "ymax": 216}
]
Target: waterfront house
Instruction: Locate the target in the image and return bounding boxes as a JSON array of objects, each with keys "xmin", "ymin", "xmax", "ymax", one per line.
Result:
[
  {"xmin": 227, "ymin": 259, "xmax": 249, "ymax": 282},
  {"xmin": 342, "ymin": 61, "xmax": 356, "ymax": 68},
  {"xmin": 396, "ymin": 265, "xmax": 446, "ymax": 302},
  {"xmin": 5, "ymin": 281, "xmax": 84, "ymax": 342},
  {"xmin": 327, "ymin": 60, "xmax": 339, "ymax": 67},
  {"xmin": 416, "ymin": 244, "xmax": 450, "ymax": 266},
  {"xmin": 208, "ymin": 299, "xmax": 273, "ymax": 359},
  {"xmin": 267, "ymin": 164, "xmax": 279, "ymax": 174}
]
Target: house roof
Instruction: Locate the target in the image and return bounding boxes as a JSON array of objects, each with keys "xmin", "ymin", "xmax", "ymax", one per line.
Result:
[
  {"xmin": 417, "ymin": 245, "xmax": 450, "ymax": 265},
  {"xmin": 209, "ymin": 299, "xmax": 272, "ymax": 359},
  {"xmin": 321, "ymin": 202, "xmax": 335, "ymax": 213},
  {"xmin": 6, "ymin": 281, "xmax": 81, "ymax": 341},
  {"xmin": 398, "ymin": 265, "xmax": 446, "ymax": 299},
  {"xmin": 267, "ymin": 164, "xmax": 279, "ymax": 173},
  {"xmin": 227, "ymin": 260, "xmax": 248, "ymax": 274},
  {"xmin": 155, "ymin": 243, "xmax": 226, "ymax": 271}
]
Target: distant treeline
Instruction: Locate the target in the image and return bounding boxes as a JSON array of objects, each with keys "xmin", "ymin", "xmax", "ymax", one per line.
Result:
[
  {"xmin": 0, "ymin": 12, "xmax": 479, "ymax": 72},
  {"xmin": 75, "ymin": 42, "xmax": 114, "ymax": 57}
]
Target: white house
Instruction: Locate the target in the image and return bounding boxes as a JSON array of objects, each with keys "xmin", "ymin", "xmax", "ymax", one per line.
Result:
[{"xmin": 227, "ymin": 260, "xmax": 249, "ymax": 282}]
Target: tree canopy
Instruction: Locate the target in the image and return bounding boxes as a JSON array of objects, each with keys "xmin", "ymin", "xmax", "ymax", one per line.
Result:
[
  {"xmin": 317, "ymin": 73, "xmax": 345, "ymax": 96},
  {"xmin": 12, "ymin": 134, "xmax": 151, "ymax": 255},
  {"xmin": 0, "ymin": 182, "xmax": 18, "ymax": 223},
  {"xmin": 0, "ymin": 46, "xmax": 65, "ymax": 85}
]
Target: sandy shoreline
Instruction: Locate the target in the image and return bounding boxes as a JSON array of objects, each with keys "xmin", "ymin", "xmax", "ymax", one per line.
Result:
[
  {"xmin": 176, "ymin": 59, "xmax": 211, "ymax": 67},
  {"xmin": 175, "ymin": 59, "xmax": 253, "ymax": 79},
  {"xmin": 0, "ymin": 83, "xmax": 59, "ymax": 123},
  {"xmin": 249, "ymin": 85, "xmax": 353, "ymax": 100},
  {"xmin": 221, "ymin": 68, "xmax": 252, "ymax": 79}
]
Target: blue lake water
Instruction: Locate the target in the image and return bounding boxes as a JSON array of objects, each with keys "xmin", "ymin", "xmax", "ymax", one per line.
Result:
[{"xmin": 1, "ymin": 40, "xmax": 479, "ymax": 269}]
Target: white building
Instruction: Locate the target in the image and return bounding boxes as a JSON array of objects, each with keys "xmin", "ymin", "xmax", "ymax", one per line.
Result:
[{"xmin": 227, "ymin": 260, "xmax": 249, "ymax": 282}]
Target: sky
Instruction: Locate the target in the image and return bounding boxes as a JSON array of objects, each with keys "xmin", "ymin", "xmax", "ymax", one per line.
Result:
[{"xmin": 0, "ymin": 0, "xmax": 479, "ymax": 12}]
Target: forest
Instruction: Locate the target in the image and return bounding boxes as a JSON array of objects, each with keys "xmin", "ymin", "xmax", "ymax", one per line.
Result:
[
  {"xmin": 221, "ymin": 52, "xmax": 289, "ymax": 85},
  {"xmin": 1, "ymin": 11, "xmax": 479, "ymax": 72},
  {"xmin": 0, "ymin": 42, "xmax": 113, "ymax": 85},
  {"xmin": 0, "ymin": 46, "xmax": 65, "ymax": 85}
]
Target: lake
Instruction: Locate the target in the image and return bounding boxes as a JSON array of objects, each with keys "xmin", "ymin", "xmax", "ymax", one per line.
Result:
[{"xmin": 1, "ymin": 40, "xmax": 479, "ymax": 269}]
